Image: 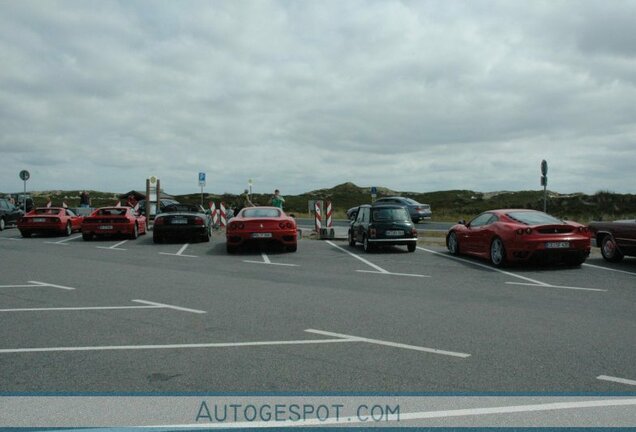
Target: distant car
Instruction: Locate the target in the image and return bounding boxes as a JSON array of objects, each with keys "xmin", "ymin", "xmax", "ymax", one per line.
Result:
[
  {"xmin": 446, "ymin": 209, "xmax": 591, "ymax": 267},
  {"xmin": 348, "ymin": 204, "xmax": 418, "ymax": 252},
  {"xmin": 153, "ymin": 203, "xmax": 211, "ymax": 243},
  {"xmin": 18, "ymin": 207, "xmax": 83, "ymax": 237},
  {"xmin": 589, "ymin": 219, "xmax": 636, "ymax": 262},
  {"xmin": 226, "ymin": 206, "xmax": 297, "ymax": 253},
  {"xmin": 0, "ymin": 198, "xmax": 24, "ymax": 231},
  {"xmin": 346, "ymin": 206, "xmax": 359, "ymax": 221},
  {"xmin": 373, "ymin": 197, "xmax": 432, "ymax": 223},
  {"xmin": 81, "ymin": 206, "xmax": 147, "ymax": 240}
]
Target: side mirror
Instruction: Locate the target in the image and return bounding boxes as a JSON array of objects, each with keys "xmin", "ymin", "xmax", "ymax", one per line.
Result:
[{"xmin": 458, "ymin": 219, "xmax": 466, "ymax": 225}]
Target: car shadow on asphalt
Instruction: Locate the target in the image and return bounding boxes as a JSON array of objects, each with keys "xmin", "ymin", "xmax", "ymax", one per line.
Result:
[{"xmin": 204, "ymin": 241, "xmax": 291, "ymax": 256}]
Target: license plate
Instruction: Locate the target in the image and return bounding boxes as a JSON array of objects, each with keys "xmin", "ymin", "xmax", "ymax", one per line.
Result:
[
  {"xmin": 546, "ymin": 241, "xmax": 570, "ymax": 249},
  {"xmin": 171, "ymin": 218, "xmax": 187, "ymax": 224},
  {"xmin": 99, "ymin": 225, "xmax": 113, "ymax": 230},
  {"xmin": 385, "ymin": 230, "xmax": 404, "ymax": 236},
  {"xmin": 33, "ymin": 218, "xmax": 46, "ymax": 223},
  {"xmin": 251, "ymin": 232, "xmax": 272, "ymax": 239}
]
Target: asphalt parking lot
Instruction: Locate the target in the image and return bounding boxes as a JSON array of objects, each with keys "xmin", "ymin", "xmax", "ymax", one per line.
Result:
[{"xmin": 1, "ymin": 226, "xmax": 635, "ymax": 393}]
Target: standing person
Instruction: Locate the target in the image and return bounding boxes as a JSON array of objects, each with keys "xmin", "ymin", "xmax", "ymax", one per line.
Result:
[
  {"xmin": 235, "ymin": 189, "xmax": 254, "ymax": 216},
  {"xmin": 270, "ymin": 189, "xmax": 285, "ymax": 210},
  {"xmin": 45, "ymin": 196, "xmax": 52, "ymax": 208},
  {"xmin": 80, "ymin": 191, "xmax": 91, "ymax": 208}
]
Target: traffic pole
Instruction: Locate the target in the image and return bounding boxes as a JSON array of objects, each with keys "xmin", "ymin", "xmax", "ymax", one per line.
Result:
[{"xmin": 220, "ymin": 202, "xmax": 227, "ymax": 228}]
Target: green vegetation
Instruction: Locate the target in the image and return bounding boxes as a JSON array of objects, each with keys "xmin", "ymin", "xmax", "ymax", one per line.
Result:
[{"xmin": 14, "ymin": 183, "xmax": 636, "ymax": 223}]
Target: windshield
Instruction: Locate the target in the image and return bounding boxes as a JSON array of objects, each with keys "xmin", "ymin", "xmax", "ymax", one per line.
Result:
[
  {"xmin": 242, "ymin": 208, "xmax": 281, "ymax": 218},
  {"xmin": 34, "ymin": 208, "xmax": 61, "ymax": 215},
  {"xmin": 96, "ymin": 208, "xmax": 128, "ymax": 216},
  {"xmin": 372, "ymin": 207, "xmax": 410, "ymax": 221},
  {"xmin": 164, "ymin": 204, "xmax": 201, "ymax": 213},
  {"xmin": 507, "ymin": 211, "xmax": 563, "ymax": 225}
]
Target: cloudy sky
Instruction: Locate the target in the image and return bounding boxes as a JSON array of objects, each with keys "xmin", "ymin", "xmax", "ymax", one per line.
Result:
[{"xmin": 1, "ymin": 0, "xmax": 635, "ymax": 196}]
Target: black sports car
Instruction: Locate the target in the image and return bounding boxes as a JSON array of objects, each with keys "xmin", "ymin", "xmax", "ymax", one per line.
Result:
[
  {"xmin": 348, "ymin": 204, "xmax": 418, "ymax": 252},
  {"xmin": 153, "ymin": 204, "xmax": 211, "ymax": 243}
]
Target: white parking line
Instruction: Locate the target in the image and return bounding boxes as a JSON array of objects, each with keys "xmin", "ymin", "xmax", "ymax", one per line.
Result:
[
  {"xmin": 0, "ymin": 328, "xmax": 468, "ymax": 356},
  {"xmin": 44, "ymin": 235, "xmax": 82, "ymax": 245},
  {"xmin": 159, "ymin": 243, "xmax": 197, "ymax": 258},
  {"xmin": 305, "ymin": 329, "xmax": 470, "ymax": 358},
  {"xmin": 96, "ymin": 240, "xmax": 128, "ymax": 250},
  {"xmin": 0, "ymin": 237, "xmax": 21, "ymax": 241},
  {"xmin": 328, "ymin": 241, "xmax": 429, "ymax": 277},
  {"xmin": 243, "ymin": 252, "xmax": 299, "ymax": 267},
  {"xmin": 505, "ymin": 282, "xmax": 606, "ymax": 292},
  {"xmin": 584, "ymin": 263, "xmax": 636, "ymax": 277},
  {"xmin": 132, "ymin": 299, "xmax": 206, "ymax": 314},
  {"xmin": 417, "ymin": 247, "xmax": 604, "ymax": 292},
  {"xmin": 0, "ymin": 299, "xmax": 205, "ymax": 314},
  {"xmin": 0, "ymin": 281, "xmax": 75, "ymax": 291},
  {"xmin": 597, "ymin": 375, "xmax": 636, "ymax": 386}
]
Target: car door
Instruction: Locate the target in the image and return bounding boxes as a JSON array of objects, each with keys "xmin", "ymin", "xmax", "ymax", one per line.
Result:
[
  {"xmin": 472, "ymin": 214, "xmax": 499, "ymax": 254},
  {"xmin": 355, "ymin": 207, "xmax": 369, "ymax": 242},
  {"xmin": 66, "ymin": 209, "xmax": 81, "ymax": 230},
  {"xmin": 462, "ymin": 213, "xmax": 494, "ymax": 253}
]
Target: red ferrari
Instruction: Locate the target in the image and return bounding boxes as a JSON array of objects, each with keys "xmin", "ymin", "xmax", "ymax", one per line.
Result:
[
  {"xmin": 81, "ymin": 206, "xmax": 147, "ymax": 240},
  {"xmin": 226, "ymin": 206, "xmax": 297, "ymax": 253},
  {"xmin": 446, "ymin": 209, "xmax": 591, "ymax": 266},
  {"xmin": 18, "ymin": 207, "xmax": 83, "ymax": 237}
]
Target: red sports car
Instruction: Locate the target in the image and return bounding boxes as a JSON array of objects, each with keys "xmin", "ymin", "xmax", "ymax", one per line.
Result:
[
  {"xmin": 81, "ymin": 206, "xmax": 147, "ymax": 240},
  {"xmin": 446, "ymin": 209, "xmax": 591, "ymax": 266},
  {"xmin": 226, "ymin": 206, "xmax": 297, "ymax": 253},
  {"xmin": 18, "ymin": 207, "xmax": 84, "ymax": 237}
]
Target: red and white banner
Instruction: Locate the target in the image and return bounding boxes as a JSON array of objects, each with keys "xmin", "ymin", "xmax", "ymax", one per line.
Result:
[
  {"xmin": 220, "ymin": 202, "xmax": 227, "ymax": 227},
  {"xmin": 210, "ymin": 201, "xmax": 218, "ymax": 226},
  {"xmin": 326, "ymin": 201, "xmax": 333, "ymax": 228},
  {"xmin": 314, "ymin": 201, "xmax": 322, "ymax": 231}
]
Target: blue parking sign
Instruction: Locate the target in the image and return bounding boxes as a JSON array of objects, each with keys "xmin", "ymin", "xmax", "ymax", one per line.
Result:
[{"xmin": 198, "ymin": 172, "xmax": 206, "ymax": 186}]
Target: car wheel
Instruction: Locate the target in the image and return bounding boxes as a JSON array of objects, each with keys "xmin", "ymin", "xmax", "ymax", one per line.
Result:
[
  {"xmin": 407, "ymin": 242, "xmax": 416, "ymax": 252},
  {"xmin": 490, "ymin": 237, "xmax": 506, "ymax": 267},
  {"xmin": 600, "ymin": 235, "xmax": 624, "ymax": 263},
  {"xmin": 130, "ymin": 224, "xmax": 138, "ymax": 239},
  {"xmin": 447, "ymin": 231, "xmax": 460, "ymax": 255},
  {"xmin": 21, "ymin": 230, "xmax": 31, "ymax": 238},
  {"xmin": 348, "ymin": 230, "xmax": 356, "ymax": 247},
  {"xmin": 82, "ymin": 232, "xmax": 92, "ymax": 241},
  {"xmin": 0, "ymin": 217, "xmax": 5, "ymax": 231},
  {"xmin": 287, "ymin": 243, "xmax": 298, "ymax": 252},
  {"xmin": 363, "ymin": 235, "xmax": 372, "ymax": 253},
  {"xmin": 64, "ymin": 222, "xmax": 72, "ymax": 236},
  {"xmin": 226, "ymin": 244, "xmax": 238, "ymax": 254}
]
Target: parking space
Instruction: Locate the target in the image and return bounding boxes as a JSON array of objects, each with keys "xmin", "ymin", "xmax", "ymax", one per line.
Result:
[{"xmin": 1, "ymin": 226, "xmax": 635, "ymax": 392}]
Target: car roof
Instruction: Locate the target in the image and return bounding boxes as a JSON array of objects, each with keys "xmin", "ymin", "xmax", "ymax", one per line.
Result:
[{"xmin": 371, "ymin": 203, "xmax": 405, "ymax": 208}]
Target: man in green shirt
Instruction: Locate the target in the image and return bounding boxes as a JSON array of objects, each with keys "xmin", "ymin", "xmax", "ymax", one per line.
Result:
[{"xmin": 271, "ymin": 189, "xmax": 285, "ymax": 209}]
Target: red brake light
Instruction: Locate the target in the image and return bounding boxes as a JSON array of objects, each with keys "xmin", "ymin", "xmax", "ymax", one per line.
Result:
[
  {"xmin": 369, "ymin": 227, "xmax": 377, "ymax": 238},
  {"xmin": 578, "ymin": 226, "xmax": 589, "ymax": 233},
  {"xmin": 194, "ymin": 217, "xmax": 204, "ymax": 225},
  {"xmin": 279, "ymin": 221, "xmax": 286, "ymax": 229},
  {"xmin": 154, "ymin": 218, "xmax": 164, "ymax": 225}
]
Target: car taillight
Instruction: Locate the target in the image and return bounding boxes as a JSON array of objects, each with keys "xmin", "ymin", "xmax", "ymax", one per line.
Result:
[
  {"xmin": 369, "ymin": 227, "xmax": 377, "ymax": 238},
  {"xmin": 516, "ymin": 228, "xmax": 533, "ymax": 235},
  {"xmin": 412, "ymin": 227, "xmax": 418, "ymax": 236},
  {"xmin": 229, "ymin": 222, "xmax": 244, "ymax": 230},
  {"xmin": 279, "ymin": 221, "xmax": 294, "ymax": 229},
  {"xmin": 578, "ymin": 226, "xmax": 589, "ymax": 233},
  {"xmin": 154, "ymin": 218, "xmax": 164, "ymax": 225},
  {"xmin": 194, "ymin": 217, "xmax": 204, "ymax": 225}
]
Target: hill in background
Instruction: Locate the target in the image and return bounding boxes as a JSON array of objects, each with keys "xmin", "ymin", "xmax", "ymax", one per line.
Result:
[{"xmin": 4, "ymin": 183, "xmax": 635, "ymax": 222}]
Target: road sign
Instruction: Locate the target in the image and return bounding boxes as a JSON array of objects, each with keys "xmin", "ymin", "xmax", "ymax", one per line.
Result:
[
  {"xmin": 198, "ymin": 172, "xmax": 206, "ymax": 187},
  {"xmin": 371, "ymin": 186, "xmax": 377, "ymax": 199},
  {"xmin": 541, "ymin": 160, "xmax": 548, "ymax": 176},
  {"xmin": 19, "ymin": 170, "xmax": 30, "ymax": 181}
]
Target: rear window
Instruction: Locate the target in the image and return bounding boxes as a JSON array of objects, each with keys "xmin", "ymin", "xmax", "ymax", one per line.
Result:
[
  {"xmin": 372, "ymin": 207, "xmax": 410, "ymax": 221},
  {"xmin": 34, "ymin": 208, "xmax": 60, "ymax": 215},
  {"xmin": 242, "ymin": 208, "xmax": 281, "ymax": 218},
  {"xmin": 507, "ymin": 211, "xmax": 563, "ymax": 225},
  {"xmin": 97, "ymin": 208, "xmax": 128, "ymax": 216},
  {"xmin": 404, "ymin": 198, "xmax": 420, "ymax": 205},
  {"xmin": 164, "ymin": 204, "xmax": 200, "ymax": 213}
]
